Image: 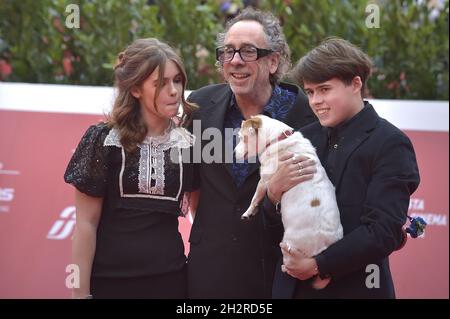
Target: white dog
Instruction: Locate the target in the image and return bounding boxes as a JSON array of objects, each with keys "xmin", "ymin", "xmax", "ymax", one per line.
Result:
[{"xmin": 235, "ymin": 115, "xmax": 343, "ymax": 289}]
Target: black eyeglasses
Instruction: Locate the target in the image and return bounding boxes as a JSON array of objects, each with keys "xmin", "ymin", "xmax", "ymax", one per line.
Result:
[{"xmin": 215, "ymin": 45, "xmax": 273, "ymax": 63}]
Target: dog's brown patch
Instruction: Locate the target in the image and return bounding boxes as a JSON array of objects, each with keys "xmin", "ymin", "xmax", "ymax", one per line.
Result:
[
  {"xmin": 310, "ymin": 198, "xmax": 321, "ymax": 207},
  {"xmin": 242, "ymin": 116, "xmax": 262, "ymax": 130}
]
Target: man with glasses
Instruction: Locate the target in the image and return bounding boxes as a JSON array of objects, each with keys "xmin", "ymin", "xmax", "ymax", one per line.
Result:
[{"xmin": 187, "ymin": 8, "xmax": 317, "ymax": 298}]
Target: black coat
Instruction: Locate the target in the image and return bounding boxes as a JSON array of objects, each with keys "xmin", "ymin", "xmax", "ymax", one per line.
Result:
[
  {"xmin": 272, "ymin": 103, "xmax": 420, "ymax": 299},
  {"xmin": 187, "ymin": 83, "xmax": 316, "ymax": 298}
]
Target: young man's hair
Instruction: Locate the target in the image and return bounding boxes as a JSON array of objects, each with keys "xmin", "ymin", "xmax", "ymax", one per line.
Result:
[{"xmin": 292, "ymin": 37, "xmax": 373, "ymax": 97}]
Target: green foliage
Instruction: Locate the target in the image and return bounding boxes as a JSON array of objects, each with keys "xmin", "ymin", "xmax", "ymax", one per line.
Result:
[
  {"xmin": 0, "ymin": 0, "xmax": 448, "ymax": 99},
  {"xmin": 0, "ymin": 0, "xmax": 57, "ymax": 83},
  {"xmin": 0, "ymin": 0, "xmax": 163, "ymax": 85},
  {"xmin": 68, "ymin": 0, "xmax": 164, "ymax": 85},
  {"xmin": 153, "ymin": 0, "xmax": 222, "ymax": 88},
  {"xmin": 263, "ymin": 0, "xmax": 449, "ymax": 100},
  {"xmin": 368, "ymin": 0, "xmax": 449, "ymax": 100}
]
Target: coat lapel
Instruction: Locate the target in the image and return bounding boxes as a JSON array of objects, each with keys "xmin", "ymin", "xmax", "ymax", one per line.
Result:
[
  {"xmin": 201, "ymin": 86, "xmax": 238, "ymax": 193},
  {"xmin": 202, "ymin": 86, "xmax": 231, "ymax": 130},
  {"xmin": 309, "ymin": 128, "xmax": 328, "ymax": 164},
  {"xmin": 333, "ymin": 105, "xmax": 379, "ymax": 191}
]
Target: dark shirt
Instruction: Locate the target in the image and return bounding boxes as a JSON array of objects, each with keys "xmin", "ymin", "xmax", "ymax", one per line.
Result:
[
  {"xmin": 323, "ymin": 102, "xmax": 368, "ymax": 185},
  {"xmin": 224, "ymin": 85, "xmax": 297, "ymax": 187}
]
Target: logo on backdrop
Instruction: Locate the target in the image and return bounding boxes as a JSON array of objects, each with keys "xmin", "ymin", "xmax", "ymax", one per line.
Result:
[
  {"xmin": 0, "ymin": 187, "xmax": 14, "ymax": 213},
  {"xmin": 47, "ymin": 206, "xmax": 76, "ymax": 240},
  {"xmin": 0, "ymin": 187, "xmax": 14, "ymax": 202},
  {"xmin": 0, "ymin": 162, "xmax": 20, "ymax": 176},
  {"xmin": 0, "ymin": 162, "xmax": 19, "ymax": 213}
]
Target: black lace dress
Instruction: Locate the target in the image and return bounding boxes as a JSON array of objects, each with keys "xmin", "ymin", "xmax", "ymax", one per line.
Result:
[{"xmin": 64, "ymin": 122, "xmax": 196, "ymax": 298}]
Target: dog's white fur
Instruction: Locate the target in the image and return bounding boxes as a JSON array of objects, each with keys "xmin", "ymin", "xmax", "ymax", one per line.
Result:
[{"xmin": 235, "ymin": 115, "xmax": 343, "ymax": 288}]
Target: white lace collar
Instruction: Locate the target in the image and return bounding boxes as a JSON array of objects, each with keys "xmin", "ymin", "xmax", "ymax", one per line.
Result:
[
  {"xmin": 103, "ymin": 121, "xmax": 195, "ymax": 200},
  {"xmin": 104, "ymin": 121, "xmax": 195, "ymax": 150}
]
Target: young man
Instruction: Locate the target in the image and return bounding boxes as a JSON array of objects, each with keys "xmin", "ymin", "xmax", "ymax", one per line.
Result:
[
  {"xmin": 186, "ymin": 8, "xmax": 317, "ymax": 298},
  {"xmin": 269, "ymin": 37, "xmax": 420, "ymax": 298}
]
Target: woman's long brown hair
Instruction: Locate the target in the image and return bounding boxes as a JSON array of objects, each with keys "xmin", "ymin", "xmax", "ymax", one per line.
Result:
[{"xmin": 108, "ymin": 38, "xmax": 197, "ymax": 152}]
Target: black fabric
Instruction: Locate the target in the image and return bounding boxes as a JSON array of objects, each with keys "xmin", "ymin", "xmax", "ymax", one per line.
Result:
[
  {"xmin": 90, "ymin": 266, "xmax": 186, "ymax": 299},
  {"xmin": 323, "ymin": 106, "xmax": 367, "ymax": 185},
  {"xmin": 186, "ymin": 83, "xmax": 317, "ymax": 298},
  {"xmin": 64, "ymin": 123, "xmax": 193, "ymax": 279}
]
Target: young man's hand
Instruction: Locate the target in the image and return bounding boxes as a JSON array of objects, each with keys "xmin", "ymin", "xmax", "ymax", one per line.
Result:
[{"xmin": 280, "ymin": 242, "xmax": 319, "ymax": 280}]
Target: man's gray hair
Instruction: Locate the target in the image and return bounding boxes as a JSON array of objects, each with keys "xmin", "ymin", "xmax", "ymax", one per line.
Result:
[{"xmin": 216, "ymin": 8, "xmax": 291, "ymax": 86}]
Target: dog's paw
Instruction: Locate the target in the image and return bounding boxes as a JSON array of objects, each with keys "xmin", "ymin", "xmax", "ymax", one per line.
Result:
[
  {"xmin": 241, "ymin": 209, "xmax": 255, "ymax": 220},
  {"xmin": 312, "ymin": 275, "xmax": 331, "ymax": 290}
]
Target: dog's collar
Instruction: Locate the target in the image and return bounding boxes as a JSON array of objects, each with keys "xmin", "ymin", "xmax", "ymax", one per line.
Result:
[{"xmin": 265, "ymin": 130, "xmax": 294, "ymax": 149}]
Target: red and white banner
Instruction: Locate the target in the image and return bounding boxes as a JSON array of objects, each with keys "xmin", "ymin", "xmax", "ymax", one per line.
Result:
[{"xmin": 0, "ymin": 83, "xmax": 448, "ymax": 298}]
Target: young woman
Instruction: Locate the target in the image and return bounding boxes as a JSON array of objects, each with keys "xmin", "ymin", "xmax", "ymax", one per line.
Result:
[{"xmin": 64, "ymin": 38, "xmax": 197, "ymax": 299}]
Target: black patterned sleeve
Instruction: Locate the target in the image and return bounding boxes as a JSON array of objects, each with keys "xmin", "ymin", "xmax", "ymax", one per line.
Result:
[{"xmin": 64, "ymin": 124, "xmax": 110, "ymax": 197}]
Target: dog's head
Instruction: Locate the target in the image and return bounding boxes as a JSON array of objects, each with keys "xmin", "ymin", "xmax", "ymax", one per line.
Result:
[
  {"xmin": 235, "ymin": 116, "xmax": 262, "ymax": 160},
  {"xmin": 235, "ymin": 115, "xmax": 292, "ymax": 160}
]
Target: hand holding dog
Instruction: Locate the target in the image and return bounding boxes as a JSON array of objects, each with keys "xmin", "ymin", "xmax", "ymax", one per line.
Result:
[
  {"xmin": 280, "ymin": 242, "xmax": 318, "ymax": 280},
  {"xmin": 280, "ymin": 242, "xmax": 332, "ymax": 289},
  {"xmin": 267, "ymin": 151, "xmax": 316, "ymax": 203}
]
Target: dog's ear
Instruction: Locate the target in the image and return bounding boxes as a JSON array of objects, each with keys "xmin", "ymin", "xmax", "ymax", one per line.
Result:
[
  {"xmin": 244, "ymin": 116, "xmax": 262, "ymax": 130},
  {"xmin": 242, "ymin": 117, "xmax": 262, "ymax": 136}
]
